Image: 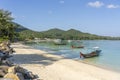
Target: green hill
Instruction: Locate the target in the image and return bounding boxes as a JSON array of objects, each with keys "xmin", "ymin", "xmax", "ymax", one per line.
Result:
[
  {"xmin": 41, "ymin": 28, "xmax": 65, "ymax": 39},
  {"xmin": 41, "ymin": 28, "xmax": 106, "ymax": 40},
  {"xmin": 12, "ymin": 22, "xmax": 28, "ymax": 32},
  {"xmin": 13, "ymin": 22, "xmax": 43, "ymax": 40},
  {"xmin": 13, "ymin": 22, "xmax": 120, "ymax": 40}
]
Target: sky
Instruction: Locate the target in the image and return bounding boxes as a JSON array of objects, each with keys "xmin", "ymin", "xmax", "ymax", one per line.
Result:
[{"xmin": 0, "ymin": 0, "xmax": 120, "ymax": 36}]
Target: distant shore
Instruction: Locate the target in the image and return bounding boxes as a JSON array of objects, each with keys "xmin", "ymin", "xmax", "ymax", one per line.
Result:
[{"xmin": 10, "ymin": 42, "xmax": 120, "ymax": 80}]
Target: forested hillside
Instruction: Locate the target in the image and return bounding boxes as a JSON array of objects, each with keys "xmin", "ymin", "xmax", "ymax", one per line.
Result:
[{"xmin": 14, "ymin": 23, "xmax": 120, "ymax": 40}]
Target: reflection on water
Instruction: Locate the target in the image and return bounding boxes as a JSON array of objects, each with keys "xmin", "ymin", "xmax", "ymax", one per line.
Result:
[{"xmin": 26, "ymin": 40, "xmax": 120, "ymax": 72}]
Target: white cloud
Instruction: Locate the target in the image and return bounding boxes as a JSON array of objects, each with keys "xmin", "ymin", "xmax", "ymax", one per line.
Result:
[
  {"xmin": 88, "ymin": 1, "xmax": 104, "ymax": 8},
  {"xmin": 59, "ymin": 0, "xmax": 65, "ymax": 4},
  {"xmin": 107, "ymin": 4, "xmax": 119, "ymax": 8}
]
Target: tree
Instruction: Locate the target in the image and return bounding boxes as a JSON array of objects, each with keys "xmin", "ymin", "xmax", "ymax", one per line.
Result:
[{"xmin": 0, "ymin": 9, "xmax": 16, "ymax": 41}]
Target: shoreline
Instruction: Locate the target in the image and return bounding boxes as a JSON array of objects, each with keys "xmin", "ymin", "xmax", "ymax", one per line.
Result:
[
  {"xmin": 25, "ymin": 43, "xmax": 120, "ymax": 73},
  {"xmin": 77, "ymin": 59, "xmax": 120, "ymax": 73},
  {"xmin": 10, "ymin": 42, "xmax": 120, "ymax": 80}
]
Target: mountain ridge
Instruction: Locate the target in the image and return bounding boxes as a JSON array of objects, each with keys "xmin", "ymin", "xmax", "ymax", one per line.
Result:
[{"xmin": 13, "ymin": 22, "xmax": 120, "ymax": 40}]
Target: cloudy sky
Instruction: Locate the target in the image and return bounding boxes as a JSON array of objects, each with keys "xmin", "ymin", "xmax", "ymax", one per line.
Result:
[{"xmin": 0, "ymin": 0, "xmax": 120, "ymax": 36}]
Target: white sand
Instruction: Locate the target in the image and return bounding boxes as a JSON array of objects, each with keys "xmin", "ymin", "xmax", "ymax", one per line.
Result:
[{"xmin": 10, "ymin": 43, "xmax": 120, "ymax": 80}]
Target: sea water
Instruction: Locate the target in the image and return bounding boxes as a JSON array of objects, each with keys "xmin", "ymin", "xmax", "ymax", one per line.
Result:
[{"xmin": 26, "ymin": 40, "xmax": 120, "ymax": 72}]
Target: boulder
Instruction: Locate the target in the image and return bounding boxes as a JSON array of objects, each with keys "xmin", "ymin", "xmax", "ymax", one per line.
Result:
[
  {"xmin": 0, "ymin": 65, "xmax": 9, "ymax": 73},
  {"xmin": 8, "ymin": 66, "xmax": 16, "ymax": 74},
  {"xmin": 4, "ymin": 73, "xmax": 22, "ymax": 80},
  {"xmin": 0, "ymin": 65, "xmax": 9, "ymax": 77},
  {"xmin": 3, "ymin": 60, "xmax": 14, "ymax": 66},
  {"xmin": 24, "ymin": 71, "xmax": 35, "ymax": 79},
  {"xmin": 16, "ymin": 73, "xmax": 24, "ymax": 80},
  {"xmin": 0, "ymin": 78, "xmax": 13, "ymax": 80},
  {"xmin": 15, "ymin": 65, "xmax": 27, "ymax": 74},
  {"xmin": 0, "ymin": 70, "xmax": 6, "ymax": 77}
]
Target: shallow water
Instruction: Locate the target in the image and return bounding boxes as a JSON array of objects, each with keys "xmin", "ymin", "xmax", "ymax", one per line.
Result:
[{"xmin": 26, "ymin": 40, "xmax": 120, "ymax": 72}]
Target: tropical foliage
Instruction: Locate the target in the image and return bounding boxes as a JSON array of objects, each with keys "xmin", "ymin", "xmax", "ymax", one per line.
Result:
[{"xmin": 0, "ymin": 9, "xmax": 17, "ymax": 41}]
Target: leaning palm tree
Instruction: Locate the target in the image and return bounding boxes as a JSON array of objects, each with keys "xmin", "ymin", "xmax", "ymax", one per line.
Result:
[{"xmin": 0, "ymin": 9, "xmax": 16, "ymax": 41}]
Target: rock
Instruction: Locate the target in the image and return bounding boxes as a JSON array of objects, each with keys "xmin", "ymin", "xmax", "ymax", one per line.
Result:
[
  {"xmin": 16, "ymin": 73, "xmax": 24, "ymax": 80},
  {"xmin": 8, "ymin": 66, "xmax": 16, "ymax": 74},
  {"xmin": 14, "ymin": 66, "xmax": 36, "ymax": 79},
  {"xmin": 0, "ymin": 41, "xmax": 38, "ymax": 79},
  {"xmin": 24, "ymin": 71, "xmax": 35, "ymax": 79},
  {"xmin": 0, "ymin": 69, "xmax": 6, "ymax": 77},
  {"xmin": 0, "ymin": 65, "xmax": 9, "ymax": 73},
  {"xmin": 15, "ymin": 65, "xmax": 27, "ymax": 74},
  {"xmin": 4, "ymin": 73, "xmax": 21, "ymax": 80},
  {"xmin": 3, "ymin": 60, "xmax": 14, "ymax": 66},
  {"xmin": 0, "ymin": 65, "xmax": 9, "ymax": 77},
  {"xmin": 0, "ymin": 78, "xmax": 13, "ymax": 80},
  {"xmin": 0, "ymin": 41, "xmax": 15, "ymax": 57}
]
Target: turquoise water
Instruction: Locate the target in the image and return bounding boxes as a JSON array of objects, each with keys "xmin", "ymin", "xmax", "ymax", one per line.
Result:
[{"xmin": 26, "ymin": 40, "xmax": 120, "ymax": 72}]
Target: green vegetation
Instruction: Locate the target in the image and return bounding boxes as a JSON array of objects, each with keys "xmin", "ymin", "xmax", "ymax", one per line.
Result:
[
  {"xmin": 18, "ymin": 27, "xmax": 120, "ymax": 40},
  {"xmin": 12, "ymin": 21, "xmax": 120, "ymax": 40},
  {"xmin": 40, "ymin": 28, "xmax": 120, "ymax": 40},
  {"xmin": 0, "ymin": 9, "xmax": 17, "ymax": 42}
]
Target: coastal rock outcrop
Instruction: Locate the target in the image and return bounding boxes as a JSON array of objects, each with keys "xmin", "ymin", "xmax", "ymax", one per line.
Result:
[{"xmin": 0, "ymin": 41, "xmax": 39, "ymax": 80}]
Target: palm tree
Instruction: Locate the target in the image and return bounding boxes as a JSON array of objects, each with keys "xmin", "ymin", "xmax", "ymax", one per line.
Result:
[{"xmin": 0, "ymin": 9, "xmax": 16, "ymax": 41}]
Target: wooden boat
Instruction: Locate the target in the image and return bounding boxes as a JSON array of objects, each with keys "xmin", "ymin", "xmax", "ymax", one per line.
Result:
[
  {"xmin": 54, "ymin": 42, "xmax": 67, "ymax": 45},
  {"xmin": 71, "ymin": 45, "xmax": 84, "ymax": 48},
  {"xmin": 80, "ymin": 50, "xmax": 101, "ymax": 58}
]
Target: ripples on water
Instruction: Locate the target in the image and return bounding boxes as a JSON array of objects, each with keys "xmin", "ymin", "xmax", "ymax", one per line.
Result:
[{"xmin": 26, "ymin": 40, "xmax": 120, "ymax": 72}]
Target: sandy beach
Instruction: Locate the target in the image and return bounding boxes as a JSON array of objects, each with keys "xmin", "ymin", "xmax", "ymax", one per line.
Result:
[{"xmin": 10, "ymin": 43, "xmax": 120, "ymax": 80}]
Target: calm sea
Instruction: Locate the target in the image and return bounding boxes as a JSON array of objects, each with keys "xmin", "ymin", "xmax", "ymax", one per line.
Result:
[{"xmin": 26, "ymin": 40, "xmax": 120, "ymax": 72}]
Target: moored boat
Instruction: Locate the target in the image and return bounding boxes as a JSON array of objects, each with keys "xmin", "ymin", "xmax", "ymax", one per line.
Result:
[
  {"xmin": 80, "ymin": 50, "xmax": 102, "ymax": 58},
  {"xmin": 54, "ymin": 42, "xmax": 67, "ymax": 45},
  {"xmin": 71, "ymin": 45, "xmax": 84, "ymax": 48}
]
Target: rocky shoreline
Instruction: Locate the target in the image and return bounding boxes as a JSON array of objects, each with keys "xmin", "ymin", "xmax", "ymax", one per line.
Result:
[{"xmin": 0, "ymin": 41, "xmax": 39, "ymax": 80}]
